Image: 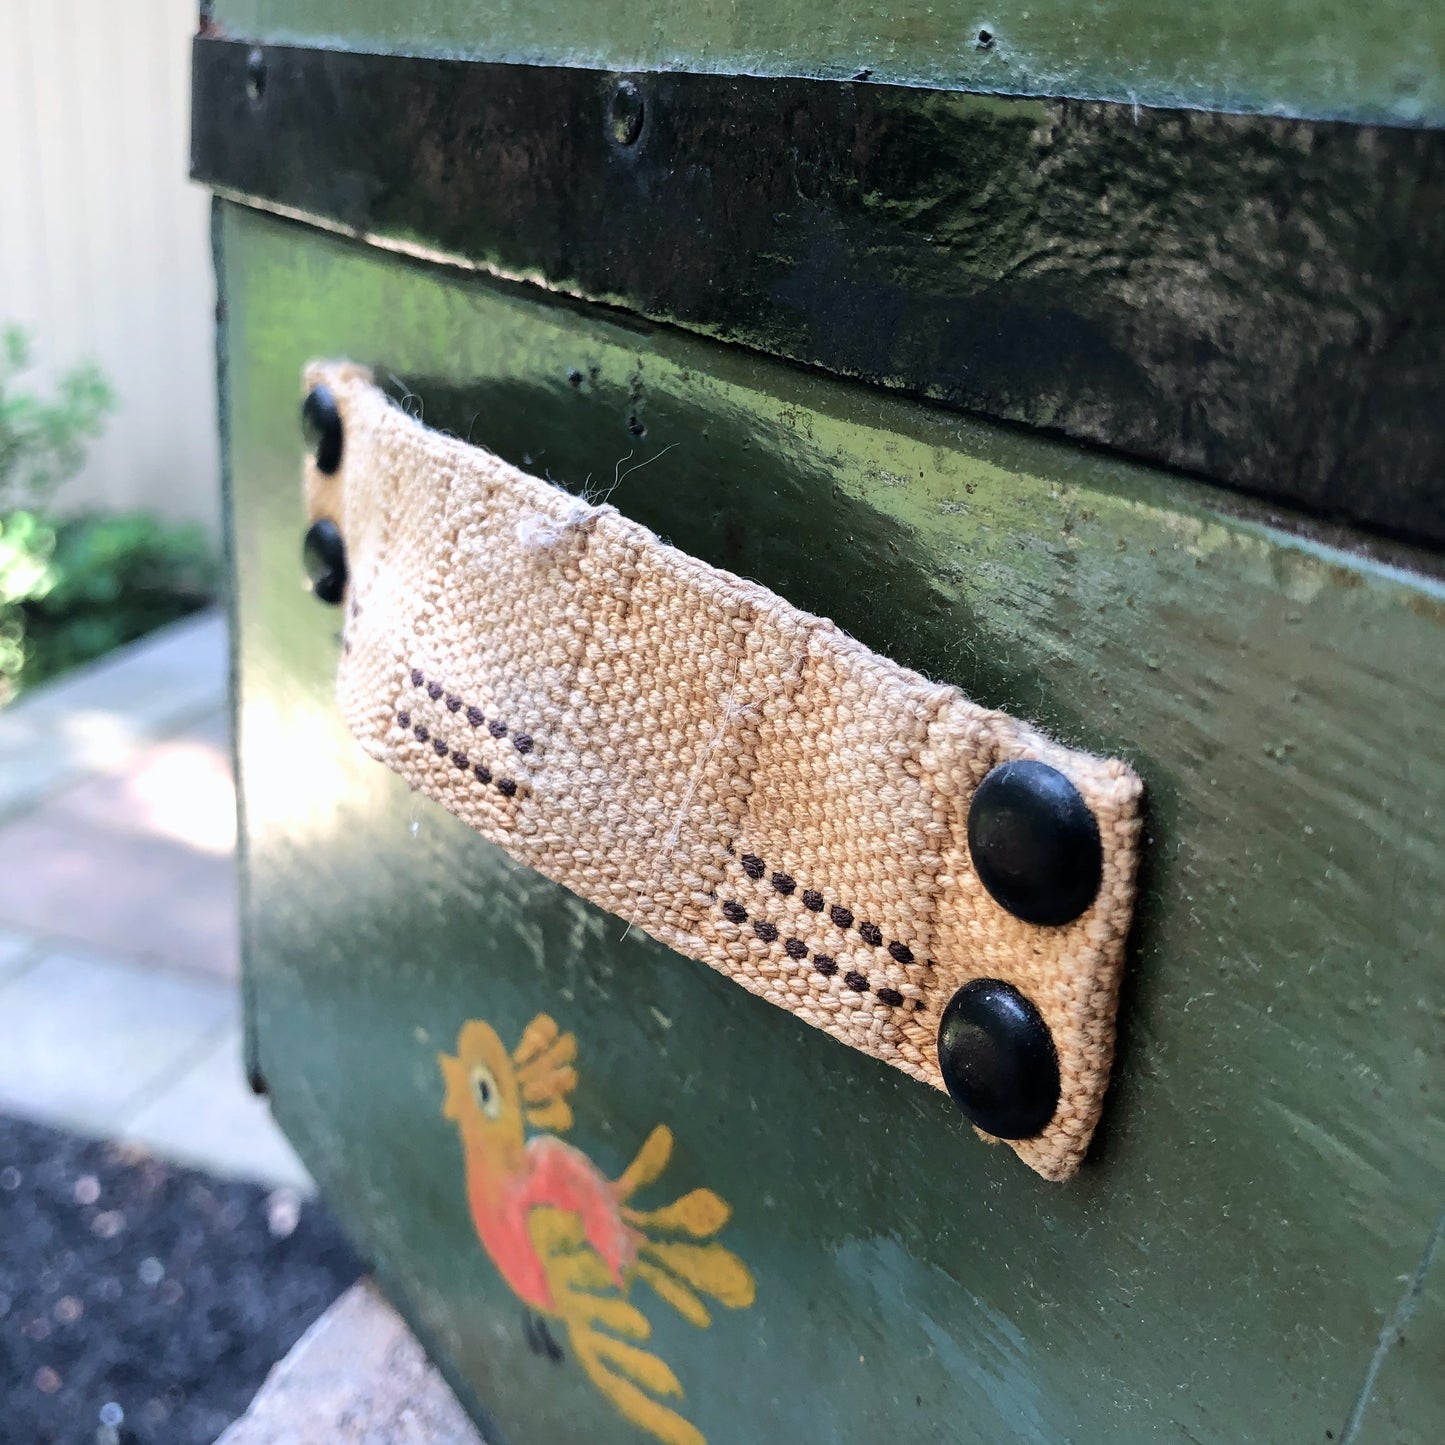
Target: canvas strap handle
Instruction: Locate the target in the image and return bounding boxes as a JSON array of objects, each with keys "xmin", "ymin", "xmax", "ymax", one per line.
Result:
[{"xmin": 302, "ymin": 362, "xmax": 1143, "ymax": 1181}]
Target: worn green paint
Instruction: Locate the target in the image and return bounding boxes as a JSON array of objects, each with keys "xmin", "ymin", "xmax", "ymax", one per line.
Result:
[
  {"xmin": 222, "ymin": 202, "xmax": 1444, "ymax": 1445},
  {"xmin": 209, "ymin": 0, "xmax": 1445, "ymax": 125}
]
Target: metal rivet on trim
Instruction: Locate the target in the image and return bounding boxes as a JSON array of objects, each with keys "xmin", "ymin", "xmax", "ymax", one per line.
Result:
[{"xmin": 609, "ymin": 80, "xmax": 645, "ymax": 147}]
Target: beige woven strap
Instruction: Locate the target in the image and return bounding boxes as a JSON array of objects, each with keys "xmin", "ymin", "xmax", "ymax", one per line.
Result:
[{"xmin": 303, "ymin": 363, "xmax": 1143, "ymax": 1181}]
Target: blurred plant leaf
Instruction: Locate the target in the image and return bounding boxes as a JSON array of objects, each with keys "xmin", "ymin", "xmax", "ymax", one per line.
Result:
[{"xmin": 0, "ymin": 324, "xmax": 115, "ymax": 513}]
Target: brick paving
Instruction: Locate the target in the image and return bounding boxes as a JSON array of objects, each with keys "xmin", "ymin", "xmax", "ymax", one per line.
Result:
[
  {"xmin": 0, "ymin": 614, "xmax": 307, "ymax": 1190},
  {"xmin": 0, "ymin": 613, "xmax": 477, "ymax": 1445}
]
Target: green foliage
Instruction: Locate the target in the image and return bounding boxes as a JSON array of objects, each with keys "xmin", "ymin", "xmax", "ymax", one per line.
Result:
[
  {"xmin": 0, "ymin": 329, "xmax": 217, "ymax": 703},
  {"xmin": 0, "ymin": 325, "xmax": 115, "ymax": 512},
  {"xmin": 14, "ymin": 513, "xmax": 218, "ymax": 691},
  {"xmin": 0, "ymin": 511, "xmax": 56, "ymax": 686}
]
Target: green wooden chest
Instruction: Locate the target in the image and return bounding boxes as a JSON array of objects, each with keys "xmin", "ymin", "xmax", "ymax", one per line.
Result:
[{"xmin": 194, "ymin": 4, "xmax": 1444, "ymax": 1441}]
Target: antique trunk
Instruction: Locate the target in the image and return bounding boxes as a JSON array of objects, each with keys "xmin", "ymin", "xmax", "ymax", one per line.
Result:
[{"xmin": 193, "ymin": 4, "xmax": 1444, "ymax": 1441}]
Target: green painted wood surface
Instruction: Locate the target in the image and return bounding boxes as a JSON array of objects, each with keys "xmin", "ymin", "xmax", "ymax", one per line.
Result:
[
  {"xmin": 208, "ymin": 0, "xmax": 1445, "ymax": 125},
  {"xmin": 221, "ymin": 201, "xmax": 1445, "ymax": 1445}
]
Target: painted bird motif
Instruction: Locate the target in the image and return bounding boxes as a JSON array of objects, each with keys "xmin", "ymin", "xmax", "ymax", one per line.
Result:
[{"xmin": 438, "ymin": 1014, "xmax": 755, "ymax": 1445}]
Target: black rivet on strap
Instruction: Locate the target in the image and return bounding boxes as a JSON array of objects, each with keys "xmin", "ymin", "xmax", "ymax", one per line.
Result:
[
  {"xmin": 302, "ymin": 518, "xmax": 347, "ymax": 605},
  {"xmin": 937, "ymin": 979, "xmax": 1060, "ymax": 1140},
  {"xmin": 302, "ymin": 385, "xmax": 344, "ymax": 474},
  {"xmin": 967, "ymin": 759, "xmax": 1103, "ymax": 926}
]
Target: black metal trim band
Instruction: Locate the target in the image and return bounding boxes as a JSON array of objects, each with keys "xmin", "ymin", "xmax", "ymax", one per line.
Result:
[{"xmin": 192, "ymin": 37, "xmax": 1445, "ymax": 548}]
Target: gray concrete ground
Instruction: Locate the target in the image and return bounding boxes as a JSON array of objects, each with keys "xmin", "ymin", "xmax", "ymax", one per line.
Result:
[
  {"xmin": 215, "ymin": 1282, "xmax": 484, "ymax": 1445},
  {"xmin": 0, "ymin": 614, "xmax": 477, "ymax": 1439},
  {"xmin": 0, "ymin": 612, "xmax": 308, "ymax": 1190}
]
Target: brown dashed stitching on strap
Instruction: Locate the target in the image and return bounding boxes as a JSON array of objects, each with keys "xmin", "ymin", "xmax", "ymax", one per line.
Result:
[
  {"xmin": 408, "ymin": 670, "xmax": 537, "ymax": 757},
  {"xmin": 714, "ymin": 899, "xmax": 920, "ymax": 1011},
  {"xmin": 394, "ymin": 710, "xmax": 524, "ymax": 802},
  {"xmin": 736, "ymin": 848, "xmax": 926, "ymax": 973}
]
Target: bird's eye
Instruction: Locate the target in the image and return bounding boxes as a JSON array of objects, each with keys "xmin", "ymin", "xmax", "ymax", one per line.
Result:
[{"xmin": 471, "ymin": 1066, "xmax": 502, "ymax": 1120}]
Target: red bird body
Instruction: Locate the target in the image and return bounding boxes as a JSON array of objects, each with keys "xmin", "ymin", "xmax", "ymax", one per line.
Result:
[{"xmin": 466, "ymin": 1133, "xmax": 640, "ymax": 1310}]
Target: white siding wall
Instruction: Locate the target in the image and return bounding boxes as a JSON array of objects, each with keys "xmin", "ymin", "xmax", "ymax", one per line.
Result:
[{"xmin": 0, "ymin": 0, "xmax": 219, "ymax": 532}]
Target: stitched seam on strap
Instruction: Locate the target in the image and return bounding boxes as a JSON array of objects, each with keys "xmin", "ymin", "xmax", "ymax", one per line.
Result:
[
  {"xmin": 732, "ymin": 847, "xmax": 933, "ymax": 971},
  {"xmin": 714, "ymin": 896, "xmax": 927, "ymax": 1013},
  {"xmin": 407, "ymin": 669, "xmax": 538, "ymax": 757}
]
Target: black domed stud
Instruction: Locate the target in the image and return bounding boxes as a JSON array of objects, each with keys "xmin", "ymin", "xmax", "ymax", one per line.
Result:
[
  {"xmin": 937, "ymin": 979, "xmax": 1060, "ymax": 1139},
  {"xmin": 968, "ymin": 759, "xmax": 1102, "ymax": 926},
  {"xmin": 303, "ymin": 518, "xmax": 348, "ymax": 605},
  {"xmin": 302, "ymin": 385, "xmax": 343, "ymax": 475}
]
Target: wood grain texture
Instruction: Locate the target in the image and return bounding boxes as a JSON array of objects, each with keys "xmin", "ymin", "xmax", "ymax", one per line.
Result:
[{"xmin": 222, "ymin": 204, "xmax": 1444, "ymax": 1445}]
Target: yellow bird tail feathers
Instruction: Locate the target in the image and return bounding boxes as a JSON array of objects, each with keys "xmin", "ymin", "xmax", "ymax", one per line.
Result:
[
  {"xmin": 617, "ymin": 1130, "xmax": 756, "ymax": 1330},
  {"xmin": 629, "ymin": 1232, "xmax": 756, "ymax": 1330},
  {"xmin": 528, "ymin": 1206, "xmax": 706, "ymax": 1445},
  {"xmin": 526, "ymin": 1122, "xmax": 756, "ymax": 1445},
  {"xmin": 613, "ymin": 1123, "xmax": 674, "ymax": 1203},
  {"xmin": 571, "ymin": 1331, "xmax": 703, "ymax": 1445}
]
